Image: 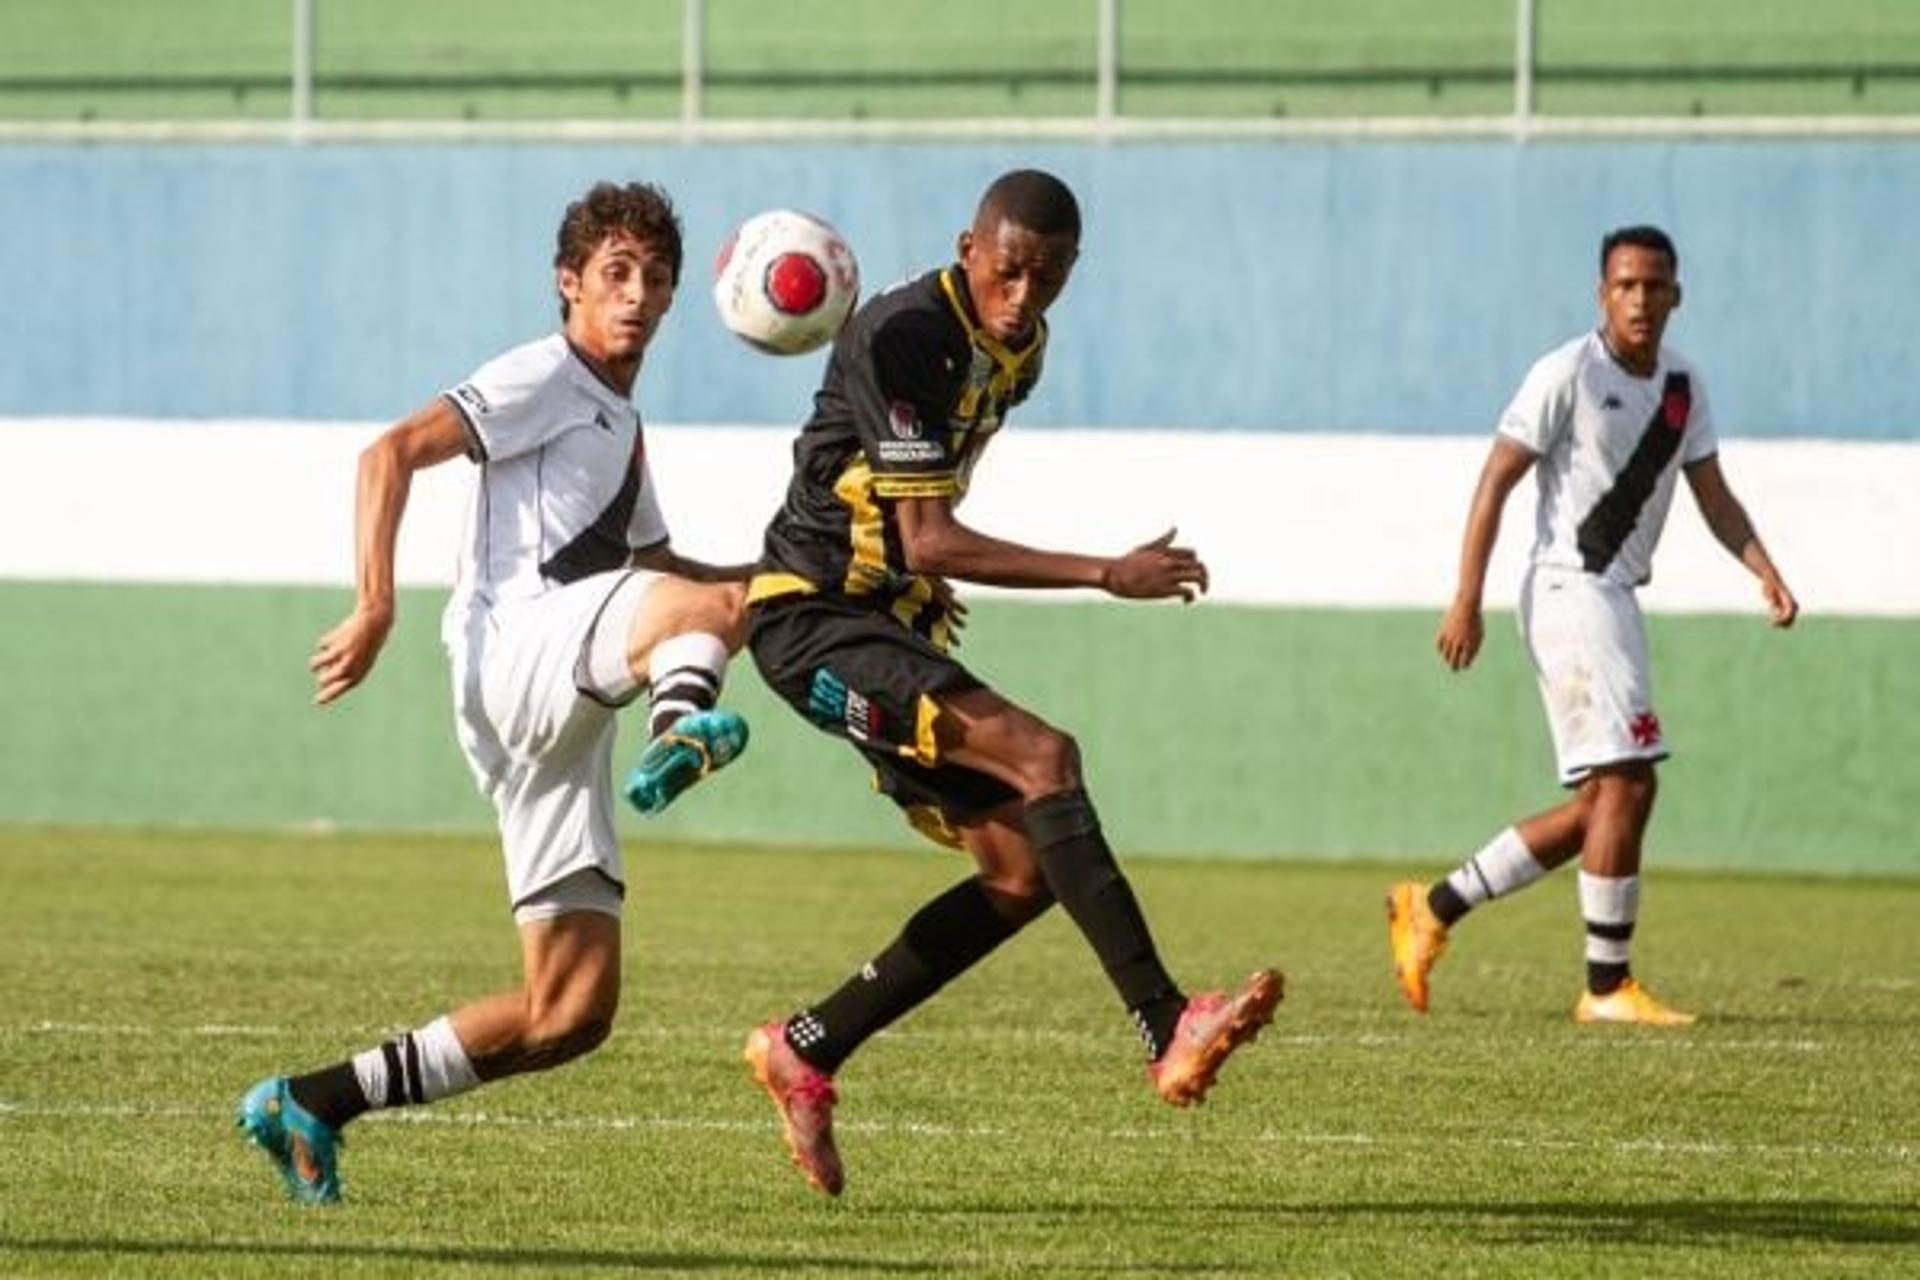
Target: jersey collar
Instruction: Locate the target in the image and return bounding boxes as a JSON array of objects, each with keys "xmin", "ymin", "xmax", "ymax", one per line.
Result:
[
  {"xmin": 563, "ymin": 334, "xmax": 639, "ymax": 404},
  {"xmin": 1594, "ymin": 328, "xmax": 1662, "ymax": 381},
  {"xmin": 938, "ymin": 265, "xmax": 1047, "ymax": 370}
]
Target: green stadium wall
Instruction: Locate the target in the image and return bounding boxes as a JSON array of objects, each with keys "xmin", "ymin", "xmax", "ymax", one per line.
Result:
[{"xmin": 4, "ymin": 581, "xmax": 1912, "ymax": 875}]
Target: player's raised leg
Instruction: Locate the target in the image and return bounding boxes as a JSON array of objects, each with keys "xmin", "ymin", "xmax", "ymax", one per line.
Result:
[
  {"xmin": 608, "ymin": 575, "xmax": 751, "ymax": 815},
  {"xmin": 238, "ymin": 888, "xmax": 621, "ymax": 1204}
]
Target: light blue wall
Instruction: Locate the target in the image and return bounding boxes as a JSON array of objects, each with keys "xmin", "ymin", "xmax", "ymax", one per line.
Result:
[{"xmin": 0, "ymin": 139, "xmax": 1912, "ymax": 437}]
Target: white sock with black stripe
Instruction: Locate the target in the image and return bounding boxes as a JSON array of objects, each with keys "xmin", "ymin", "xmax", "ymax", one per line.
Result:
[
  {"xmin": 350, "ymin": 1015, "xmax": 480, "ymax": 1111},
  {"xmin": 646, "ymin": 632, "xmax": 730, "ymax": 738},
  {"xmin": 1579, "ymin": 870, "xmax": 1639, "ymax": 995},
  {"xmin": 1428, "ymin": 826, "xmax": 1546, "ymax": 925}
]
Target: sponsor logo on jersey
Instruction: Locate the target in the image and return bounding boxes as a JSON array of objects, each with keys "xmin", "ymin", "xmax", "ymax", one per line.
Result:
[
  {"xmin": 887, "ymin": 399, "xmax": 923, "ymax": 440},
  {"xmin": 874, "ymin": 439, "xmax": 945, "ymax": 464},
  {"xmin": 844, "ymin": 686, "xmax": 880, "ymax": 742},
  {"xmin": 594, "ymin": 409, "xmax": 614, "ymax": 433}
]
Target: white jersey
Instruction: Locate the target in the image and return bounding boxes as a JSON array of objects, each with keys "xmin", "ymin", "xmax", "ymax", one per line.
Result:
[
  {"xmin": 440, "ymin": 333, "xmax": 668, "ymax": 638},
  {"xmin": 1497, "ymin": 331, "xmax": 1718, "ymax": 588}
]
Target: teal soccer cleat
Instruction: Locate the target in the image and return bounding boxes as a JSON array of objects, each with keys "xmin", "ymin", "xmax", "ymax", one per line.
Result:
[
  {"xmin": 624, "ymin": 708, "xmax": 750, "ymax": 815},
  {"xmin": 236, "ymin": 1076, "xmax": 342, "ymax": 1205}
]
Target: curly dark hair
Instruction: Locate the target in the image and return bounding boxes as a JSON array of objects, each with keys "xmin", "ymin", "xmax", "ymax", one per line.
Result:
[{"xmin": 553, "ymin": 181, "xmax": 684, "ymax": 319}]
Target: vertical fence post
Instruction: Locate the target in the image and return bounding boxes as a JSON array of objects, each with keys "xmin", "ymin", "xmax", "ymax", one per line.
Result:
[
  {"xmin": 1513, "ymin": 0, "xmax": 1536, "ymax": 139},
  {"xmin": 291, "ymin": 0, "xmax": 315, "ymax": 139},
  {"xmin": 682, "ymin": 0, "xmax": 705, "ymax": 138},
  {"xmin": 1095, "ymin": 0, "xmax": 1119, "ymax": 136}
]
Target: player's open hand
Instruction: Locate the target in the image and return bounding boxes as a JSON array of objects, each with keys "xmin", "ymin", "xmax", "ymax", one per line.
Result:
[
  {"xmin": 1103, "ymin": 528, "xmax": 1209, "ymax": 603},
  {"xmin": 1435, "ymin": 600, "xmax": 1484, "ymax": 671},
  {"xmin": 1762, "ymin": 576, "xmax": 1799, "ymax": 629},
  {"xmin": 310, "ymin": 605, "xmax": 393, "ymax": 705}
]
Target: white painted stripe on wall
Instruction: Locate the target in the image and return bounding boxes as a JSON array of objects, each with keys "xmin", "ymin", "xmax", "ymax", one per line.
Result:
[{"xmin": 2, "ymin": 418, "xmax": 1915, "ymax": 616}]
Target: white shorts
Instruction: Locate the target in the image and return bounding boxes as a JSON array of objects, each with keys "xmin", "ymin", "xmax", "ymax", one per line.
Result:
[
  {"xmin": 1518, "ymin": 565, "xmax": 1669, "ymax": 786},
  {"xmin": 444, "ymin": 569, "xmax": 658, "ymax": 914}
]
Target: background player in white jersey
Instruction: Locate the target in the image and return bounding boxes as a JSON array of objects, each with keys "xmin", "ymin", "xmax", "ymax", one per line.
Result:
[
  {"xmin": 237, "ymin": 181, "xmax": 752, "ymax": 1204},
  {"xmin": 1387, "ymin": 225, "xmax": 1797, "ymax": 1026}
]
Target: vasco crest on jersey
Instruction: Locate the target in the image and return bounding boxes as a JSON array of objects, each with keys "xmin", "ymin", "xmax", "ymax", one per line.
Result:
[{"xmin": 1660, "ymin": 372, "xmax": 1691, "ymax": 431}]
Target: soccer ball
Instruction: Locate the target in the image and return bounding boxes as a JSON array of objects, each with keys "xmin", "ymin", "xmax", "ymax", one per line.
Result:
[{"xmin": 712, "ymin": 209, "xmax": 859, "ymax": 356}]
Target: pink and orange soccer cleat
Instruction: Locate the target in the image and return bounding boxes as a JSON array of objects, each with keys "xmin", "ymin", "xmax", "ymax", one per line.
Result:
[
  {"xmin": 1150, "ymin": 969, "xmax": 1284, "ymax": 1107},
  {"xmin": 744, "ymin": 1021, "xmax": 845, "ymax": 1196}
]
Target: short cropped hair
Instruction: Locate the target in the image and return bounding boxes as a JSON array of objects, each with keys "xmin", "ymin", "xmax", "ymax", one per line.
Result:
[
  {"xmin": 977, "ymin": 169, "xmax": 1081, "ymax": 240},
  {"xmin": 1600, "ymin": 224, "xmax": 1678, "ymax": 275},
  {"xmin": 554, "ymin": 182, "xmax": 683, "ymax": 318}
]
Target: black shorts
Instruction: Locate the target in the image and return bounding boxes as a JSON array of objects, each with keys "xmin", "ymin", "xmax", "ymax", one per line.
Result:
[{"xmin": 748, "ymin": 595, "xmax": 1021, "ymax": 843}]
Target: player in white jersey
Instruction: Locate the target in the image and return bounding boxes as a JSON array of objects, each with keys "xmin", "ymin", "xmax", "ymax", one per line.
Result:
[
  {"xmin": 1387, "ymin": 226, "xmax": 1797, "ymax": 1026},
  {"xmin": 237, "ymin": 182, "xmax": 752, "ymax": 1204}
]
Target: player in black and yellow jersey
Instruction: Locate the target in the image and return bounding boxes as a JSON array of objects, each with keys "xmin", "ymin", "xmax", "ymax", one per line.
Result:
[{"xmin": 741, "ymin": 169, "xmax": 1283, "ymax": 1197}]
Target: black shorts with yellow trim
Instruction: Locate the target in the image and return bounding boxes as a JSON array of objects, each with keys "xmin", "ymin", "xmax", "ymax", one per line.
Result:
[{"xmin": 748, "ymin": 593, "xmax": 1020, "ymax": 847}]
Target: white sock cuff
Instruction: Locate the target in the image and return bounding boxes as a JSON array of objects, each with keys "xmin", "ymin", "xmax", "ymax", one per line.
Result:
[
  {"xmin": 349, "ymin": 1045, "xmax": 389, "ymax": 1109},
  {"xmin": 1478, "ymin": 827, "xmax": 1546, "ymax": 896},
  {"xmin": 1447, "ymin": 827, "xmax": 1545, "ymax": 907},
  {"xmin": 414, "ymin": 1015, "xmax": 480, "ymax": 1102},
  {"xmin": 348, "ymin": 1015, "xmax": 480, "ymax": 1111},
  {"xmin": 1578, "ymin": 871, "xmax": 1641, "ymax": 926},
  {"xmin": 647, "ymin": 631, "xmax": 730, "ymax": 687}
]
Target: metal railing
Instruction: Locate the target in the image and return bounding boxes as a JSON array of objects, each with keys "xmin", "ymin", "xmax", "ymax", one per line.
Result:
[{"xmin": 2, "ymin": 0, "xmax": 1918, "ymax": 142}]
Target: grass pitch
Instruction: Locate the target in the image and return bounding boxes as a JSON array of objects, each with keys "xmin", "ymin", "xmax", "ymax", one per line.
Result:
[{"xmin": 0, "ymin": 826, "xmax": 1914, "ymax": 1277}]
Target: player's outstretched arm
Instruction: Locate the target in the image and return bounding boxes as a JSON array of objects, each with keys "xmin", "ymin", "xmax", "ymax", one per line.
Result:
[
  {"xmin": 1683, "ymin": 454, "xmax": 1798, "ymax": 628},
  {"xmin": 894, "ymin": 496, "xmax": 1207, "ymax": 603},
  {"xmin": 310, "ymin": 398, "xmax": 469, "ymax": 705},
  {"xmin": 1437, "ymin": 437, "xmax": 1536, "ymax": 671}
]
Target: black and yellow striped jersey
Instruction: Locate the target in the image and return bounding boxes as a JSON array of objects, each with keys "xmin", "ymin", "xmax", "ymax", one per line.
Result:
[{"xmin": 749, "ymin": 264, "xmax": 1046, "ymax": 649}]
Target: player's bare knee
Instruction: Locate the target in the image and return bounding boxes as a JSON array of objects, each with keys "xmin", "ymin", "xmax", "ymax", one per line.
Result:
[
  {"xmin": 1020, "ymin": 727, "xmax": 1082, "ymax": 796},
  {"xmin": 709, "ymin": 580, "xmax": 749, "ymax": 650},
  {"xmin": 1593, "ymin": 763, "xmax": 1658, "ymax": 815}
]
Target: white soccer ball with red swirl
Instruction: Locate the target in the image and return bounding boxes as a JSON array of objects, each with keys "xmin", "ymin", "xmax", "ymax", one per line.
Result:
[{"xmin": 712, "ymin": 209, "xmax": 860, "ymax": 356}]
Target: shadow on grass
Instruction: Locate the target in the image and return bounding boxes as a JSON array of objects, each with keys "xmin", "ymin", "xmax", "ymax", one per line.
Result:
[
  {"xmin": 0, "ymin": 1238, "xmax": 921, "ymax": 1274},
  {"xmin": 0, "ymin": 1235, "xmax": 1241, "ymax": 1274},
  {"xmin": 901, "ymin": 1198, "xmax": 1919, "ymax": 1247}
]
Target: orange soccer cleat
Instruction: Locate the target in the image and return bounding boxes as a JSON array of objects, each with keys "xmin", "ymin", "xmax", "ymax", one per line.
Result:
[
  {"xmin": 1385, "ymin": 881, "xmax": 1450, "ymax": 1013},
  {"xmin": 1574, "ymin": 977, "xmax": 1697, "ymax": 1027}
]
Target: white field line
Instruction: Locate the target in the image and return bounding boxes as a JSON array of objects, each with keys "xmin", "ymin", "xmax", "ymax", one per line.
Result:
[
  {"xmin": 0, "ymin": 1098, "xmax": 1911, "ymax": 1164},
  {"xmin": 2, "ymin": 1021, "xmax": 1844, "ymax": 1054}
]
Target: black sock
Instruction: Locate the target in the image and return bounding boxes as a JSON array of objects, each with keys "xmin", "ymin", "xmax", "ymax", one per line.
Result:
[
  {"xmin": 787, "ymin": 877, "xmax": 1023, "ymax": 1073},
  {"xmin": 286, "ymin": 1061, "xmax": 370, "ymax": 1132},
  {"xmin": 1427, "ymin": 879, "xmax": 1472, "ymax": 927},
  {"xmin": 1587, "ymin": 960, "xmax": 1631, "ymax": 996},
  {"xmin": 1025, "ymin": 788, "xmax": 1185, "ymax": 1057}
]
